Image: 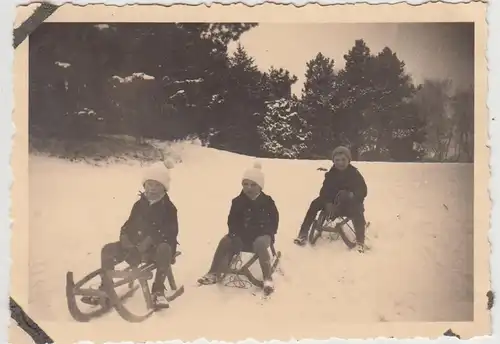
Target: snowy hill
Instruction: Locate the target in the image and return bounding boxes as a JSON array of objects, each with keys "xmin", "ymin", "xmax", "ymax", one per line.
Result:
[{"xmin": 26, "ymin": 141, "xmax": 473, "ymax": 342}]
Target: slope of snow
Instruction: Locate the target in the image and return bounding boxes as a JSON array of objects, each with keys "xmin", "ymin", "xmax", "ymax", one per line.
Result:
[{"xmin": 27, "ymin": 143, "xmax": 473, "ymax": 342}]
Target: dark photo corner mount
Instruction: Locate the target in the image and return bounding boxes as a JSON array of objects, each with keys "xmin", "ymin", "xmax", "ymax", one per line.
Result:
[{"xmin": 11, "ymin": 4, "xmax": 59, "ymax": 344}]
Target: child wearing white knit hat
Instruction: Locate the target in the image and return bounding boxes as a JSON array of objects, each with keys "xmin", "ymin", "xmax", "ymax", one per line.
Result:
[
  {"xmin": 82, "ymin": 159, "xmax": 179, "ymax": 310},
  {"xmin": 142, "ymin": 160, "xmax": 173, "ymax": 203},
  {"xmin": 241, "ymin": 161, "xmax": 265, "ymax": 199},
  {"xmin": 197, "ymin": 160, "xmax": 280, "ymax": 296}
]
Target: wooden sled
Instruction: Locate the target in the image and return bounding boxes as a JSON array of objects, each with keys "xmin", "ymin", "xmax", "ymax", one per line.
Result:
[
  {"xmin": 66, "ymin": 251, "xmax": 184, "ymax": 323},
  {"xmin": 308, "ymin": 211, "xmax": 370, "ymax": 248},
  {"xmin": 220, "ymin": 244, "xmax": 281, "ymax": 289}
]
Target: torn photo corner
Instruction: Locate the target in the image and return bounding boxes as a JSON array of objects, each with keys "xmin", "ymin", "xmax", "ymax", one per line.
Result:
[{"xmin": 9, "ymin": 1, "xmax": 491, "ymax": 343}]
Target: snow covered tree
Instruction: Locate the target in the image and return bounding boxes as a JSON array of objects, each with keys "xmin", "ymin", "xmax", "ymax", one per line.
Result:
[
  {"xmin": 258, "ymin": 98, "xmax": 311, "ymax": 158},
  {"xmin": 29, "ymin": 23, "xmax": 259, "ymax": 147}
]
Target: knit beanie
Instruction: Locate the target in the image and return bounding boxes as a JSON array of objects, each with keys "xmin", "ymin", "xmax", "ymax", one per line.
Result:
[
  {"xmin": 142, "ymin": 160, "xmax": 173, "ymax": 191},
  {"xmin": 242, "ymin": 161, "xmax": 265, "ymax": 189},
  {"xmin": 332, "ymin": 146, "xmax": 352, "ymax": 162}
]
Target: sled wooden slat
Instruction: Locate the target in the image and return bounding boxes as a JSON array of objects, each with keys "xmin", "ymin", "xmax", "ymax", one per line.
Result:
[
  {"xmin": 102, "ymin": 271, "xmax": 155, "ymax": 323},
  {"xmin": 108, "ymin": 264, "xmax": 155, "ymax": 280},
  {"xmin": 66, "ymin": 271, "xmax": 131, "ymax": 322},
  {"xmin": 308, "ymin": 211, "xmax": 360, "ymax": 249},
  {"xmin": 166, "ymin": 285, "xmax": 185, "ymax": 302},
  {"xmin": 224, "ymin": 246, "xmax": 281, "ymax": 289},
  {"xmin": 73, "ymin": 287, "xmax": 108, "ymax": 298},
  {"xmin": 65, "ymin": 251, "xmax": 184, "ymax": 323},
  {"xmin": 320, "ymin": 217, "xmax": 350, "ymax": 232},
  {"xmin": 73, "ymin": 269, "xmax": 103, "ymax": 288}
]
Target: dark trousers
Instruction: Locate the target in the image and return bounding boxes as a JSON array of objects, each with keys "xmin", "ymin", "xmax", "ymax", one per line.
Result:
[
  {"xmin": 207, "ymin": 234, "xmax": 273, "ymax": 280},
  {"xmin": 101, "ymin": 241, "xmax": 173, "ymax": 291},
  {"xmin": 298, "ymin": 196, "xmax": 367, "ymax": 244}
]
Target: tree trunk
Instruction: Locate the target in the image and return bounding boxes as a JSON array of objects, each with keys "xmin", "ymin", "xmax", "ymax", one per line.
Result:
[
  {"xmin": 443, "ymin": 132, "xmax": 453, "ymax": 161},
  {"xmin": 461, "ymin": 132, "xmax": 473, "ymax": 162}
]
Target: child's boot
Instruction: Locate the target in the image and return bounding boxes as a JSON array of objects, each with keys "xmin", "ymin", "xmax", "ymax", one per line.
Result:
[
  {"xmin": 151, "ymin": 270, "xmax": 170, "ymax": 309},
  {"xmin": 151, "ymin": 282, "xmax": 170, "ymax": 309},
  {"xmin": 81, "ymin": 283, "xmax": 106, "ymax": 306},
  {"xmin": 197, "ymin": 273, "xmax": 218, "ymax": 285},
  {"xmin": 356, "ymin": 242, "xmax": 365, "ymax": 253},
  {"xmin": 263, "ymin": 279, "xmax": 275, "ymax": 296},
  {"xmin": 293, "ymin": 234, "xmax": 307, "ymax": 246},
  {"xmin": 352, "ymin": 215, "xmax": 366, "ymax": 254}
]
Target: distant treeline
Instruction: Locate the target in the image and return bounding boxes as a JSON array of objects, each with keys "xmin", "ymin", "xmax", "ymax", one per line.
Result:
[{"xmin": 29, "ymin": 23, "xmax": 473, "ymax": 162}]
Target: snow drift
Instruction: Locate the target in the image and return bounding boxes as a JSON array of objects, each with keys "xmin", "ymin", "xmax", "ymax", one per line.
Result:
[{"xmin": 26, "ymin": 142, "xmax": 473, "ymax": 342}]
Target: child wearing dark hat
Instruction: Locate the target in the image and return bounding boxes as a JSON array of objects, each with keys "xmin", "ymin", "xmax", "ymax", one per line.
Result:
[
  {"xmin": 294, "ymin": 146, "xmax": 368, "ymax": 253},
  {"xmin": 197, "ymin": 161, "xmax": 279, "ymax": 295}
]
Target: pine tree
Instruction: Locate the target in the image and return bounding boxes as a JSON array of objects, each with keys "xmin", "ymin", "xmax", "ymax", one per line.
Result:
[
  {"xmin": 210, "ymin": 44, "xmax": 265, "ymax": 155},
  {"xmin": 369, "ymin": 47, "xmax": 424, "ymax": 161},
  {"xmin": 230, "ymin": 43, "xmax": 260, "ymax": 74},
  {"xmin": 301, "ymin": 52, "xmax": 338, "ymax": 157},
  {"xmin": 302, "ymin": 53, "xmax": 337, "ymax": 111},
  {"xmin": 261, "ymin": 66, "xmax": 298, "ymax": 101},
  {"xmin": 335, "ymin": 39, "xmax": 374, "ymax": 160}
]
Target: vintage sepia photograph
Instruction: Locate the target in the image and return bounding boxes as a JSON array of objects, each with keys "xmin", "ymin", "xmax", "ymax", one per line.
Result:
[{"xmin": 10, "ymin": 3, "xmax": 490, "ymax": 343}]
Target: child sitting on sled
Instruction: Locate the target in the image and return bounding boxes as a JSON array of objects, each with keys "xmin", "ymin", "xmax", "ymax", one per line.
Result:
[
  {"xmin": 197, "ymin": 161, "xmax": 279, "ymax": 295},
  {"xmin": 294, "ymin": 146, "xmax": 368, "ymax": 253},
  {"xmin": 82, "ymin": 161, "xmax": 179, "ymax": 308}
]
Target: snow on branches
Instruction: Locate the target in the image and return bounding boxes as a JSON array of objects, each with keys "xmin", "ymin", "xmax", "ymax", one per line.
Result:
[{"xmin": 258, "ymin": 98, "xmax": 311, "ymax": 159}]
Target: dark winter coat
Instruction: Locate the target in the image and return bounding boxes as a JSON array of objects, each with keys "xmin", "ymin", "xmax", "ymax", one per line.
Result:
[
  {"xmin": 227, "ymin": 191, "xmax": 279, "ymax": 247},
  {"xmin": 120, "ymin": 192, "xmax": 179, "ymax": 251},
  {"xmin": 318, "ymin": 164, "xmax": 368, "ymax": 204}
]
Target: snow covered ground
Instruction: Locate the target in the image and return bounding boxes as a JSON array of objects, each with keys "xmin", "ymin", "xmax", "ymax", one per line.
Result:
[{"xmin": 25, "ymin": 142, "xmax": 473, "ymax": 342}]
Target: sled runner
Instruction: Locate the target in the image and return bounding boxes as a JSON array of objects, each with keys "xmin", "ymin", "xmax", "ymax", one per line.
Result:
[
  {"xmin": 66, "ymin": 251, "xmax": 184, "ymax": 323},
  {"xmin": 308, "ymin": 211, "xmax": 369, "ymax": 248},
  {"xmin": 219, "ymin": 244, "xmax": 281, "ymax": 292}
]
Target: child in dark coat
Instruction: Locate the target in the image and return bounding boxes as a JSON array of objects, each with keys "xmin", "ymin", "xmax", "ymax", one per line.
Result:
[
  {"xmin": 294, "ymin": 146, "xmax": 368, "ymax": 253},
  {"xmin": 82, "ymin": 162, "xmax": 179, "ymax": 308},
  {"xmin": 197, "ymin": 161, "xmax": 279, "ymax": 294}
]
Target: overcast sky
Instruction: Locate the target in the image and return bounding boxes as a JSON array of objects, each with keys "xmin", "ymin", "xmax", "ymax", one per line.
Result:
[{"xmin": 228, "ymin": 23, "xmax": 474, "ymax": 96}]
